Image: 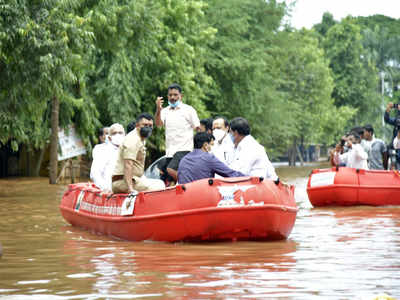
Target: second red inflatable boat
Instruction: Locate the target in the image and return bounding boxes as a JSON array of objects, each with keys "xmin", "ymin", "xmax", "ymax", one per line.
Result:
[{"xmin": 307, "ymin": 167, "xmax": 400, "ymax": 207}]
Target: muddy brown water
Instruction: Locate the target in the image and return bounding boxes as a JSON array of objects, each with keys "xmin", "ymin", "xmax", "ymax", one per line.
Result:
[{"xmin": 0, "ymin": 163, "xmax": 399, "ymax": 299}]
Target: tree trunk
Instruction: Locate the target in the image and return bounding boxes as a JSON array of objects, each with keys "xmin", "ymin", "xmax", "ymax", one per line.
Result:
[
  {"xmin": 288, "ymin": 138, "xmax": 297, "ymax": 166},
  {"xmin": 296, "ymin": 145, "xmax": 304, "ymax": 166},
  {"xmin": 49, "ymin": 96, "xmax": 60, "ymax": 184},
  {"xmin": 33, "ymin": 147, "xmax": 46, "ymax": 177}
]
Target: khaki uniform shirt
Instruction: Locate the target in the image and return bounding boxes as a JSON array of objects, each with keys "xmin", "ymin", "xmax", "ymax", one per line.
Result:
[{"xmin": 113, "ymin": 129, "xmax": 146, "ymax": 179}]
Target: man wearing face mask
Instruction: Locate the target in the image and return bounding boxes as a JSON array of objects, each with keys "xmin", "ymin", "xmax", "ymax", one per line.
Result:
[
  {"xmin": 228, "ymin": 117, "xmax": 278, "ymax": 181},
  {"xmin": 90, "ymin": 123, "xmax": 125, "ymax": 192},
  {"xmin": 112, "ymin": 113, "xmax": 165, "ymax": 193},
  {"xmin": 92, "ymin": 126, "xmax": 110, "ymax": 161},
  {"xmin": 211, "ymin": 116, "xmax": 234, "ymax": 165},
  {"xmin": 177, "ymin": 132, "xmax": 245, "ymax": 184},
  {"xmin": 155, "ymin": 83, "xmax": 200, "ymax": 185}
]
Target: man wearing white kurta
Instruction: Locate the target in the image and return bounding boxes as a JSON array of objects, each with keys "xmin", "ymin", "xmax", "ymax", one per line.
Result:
[
  {"xmin": 339, "ymin": 133, "xmax": 369, "ymax": 170},
  {"xmin": 90, "ymin": 123, "xmax": 125, "ymax": 192},
  {"xmin": 228, "ymin": 117, "xmax": 278, "ymax": 181},
  {"xmin": 211, "ymin": 116, "xmax": 234, "ymax": 165}
]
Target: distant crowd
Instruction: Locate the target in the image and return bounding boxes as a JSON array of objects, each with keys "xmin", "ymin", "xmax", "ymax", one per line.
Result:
[
  {"xmin": 90, "ymin": 83, "xmax": 278, "ymax": 194},
  {"xmin": 329, "ymin": 125, "xmax": 387, "ymax": 170},
  {"xmin": 330, "ymin": 102, "xmax": 400, "ymax": 171}
]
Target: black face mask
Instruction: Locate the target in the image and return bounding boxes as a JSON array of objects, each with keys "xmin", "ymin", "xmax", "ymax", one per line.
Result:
[{"xmin": 140, "ymin": 126, "xmax": 152, "ymax": 138}]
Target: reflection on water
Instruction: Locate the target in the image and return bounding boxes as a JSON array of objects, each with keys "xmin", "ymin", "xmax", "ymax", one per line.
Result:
[{"xmin": 0, "ymin": 166, "xmax": 400, "ymax": 299}]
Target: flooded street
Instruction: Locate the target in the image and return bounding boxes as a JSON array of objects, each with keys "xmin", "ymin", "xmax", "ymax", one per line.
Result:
[{"xmin": 0, "ymin": 163, "xmax": 399, "ymax": 299}]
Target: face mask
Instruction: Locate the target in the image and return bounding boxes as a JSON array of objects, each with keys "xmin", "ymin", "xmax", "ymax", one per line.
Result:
[
  {"xmin": 140, "ymin": 126, "xmax": 153, "ymax": 138},
  {"xmin": 104, "ymin": 135, "xmax": 110, "ymax": 144},
  {"xmin": 111, "ymin": 134, "xmax": 124, "ymax": 146},
  {"xmin": 212, "ymin": 129, "xmax": 226, "ymax": 142},
  {"xmin": 229, "ymin": 132, "xmax": 235, "ymax": 144},
  {"xmin": 168, "ymin": 100, "xmax": 180, "ymax": 108}
]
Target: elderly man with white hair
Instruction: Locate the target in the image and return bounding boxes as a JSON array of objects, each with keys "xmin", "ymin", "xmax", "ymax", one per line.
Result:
[{"xmin": 90, "ymin": 123, "xmax": 125, "ymax": 192}]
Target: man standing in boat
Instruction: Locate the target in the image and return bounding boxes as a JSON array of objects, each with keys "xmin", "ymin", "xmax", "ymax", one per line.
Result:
[
  {"xmin": 112, "ymin": 113, "xmax": 165, "ymax": 194},
  {"xmin": 228, "ymin": 117, "xmax": 278, "ymax": 181},
  {"xmin": 155, "ymin": 83, "xmax": 201, "ymax": 185},
  {"xmin": 363, "ymin": 125, "xmax": 388, "ymax": 170}
]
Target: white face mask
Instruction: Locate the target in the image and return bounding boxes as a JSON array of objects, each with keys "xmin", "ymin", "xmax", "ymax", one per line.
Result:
[
  {"xmin": 212, "ymin": 129, "xmax": 226, "ymax": 142},
  {"xmin": 111, "ymin": 134, "xmax": 124, "ymax": 146}
]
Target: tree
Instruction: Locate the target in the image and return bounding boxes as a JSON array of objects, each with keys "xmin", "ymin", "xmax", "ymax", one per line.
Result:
[
  {"xmin": 322, "ymin": 18, "xmax": 379, "ymax": 126},
  {"xmin": 275, "ymin": 29, "xmax": 355, "ymax": 165},
  {"xmin": 85, "ymin": 0, "xmax": 215, "ymax": 159},
  {"xmin": 314, "ymin": 12, "xmax": 337, "ymax": 37},
  {"xmin": 0, "ymin": 0, "xmax": 99, "ymax": 180},
  {"xmin": 204, "ymin": 0, "xmax": 287, "ymax": 139}
]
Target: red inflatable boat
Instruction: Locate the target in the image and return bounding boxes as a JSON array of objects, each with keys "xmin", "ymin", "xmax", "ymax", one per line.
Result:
[
  {"xmin": 307, "ymin": 167, "xmax": 400, "ymax": 207},
  {"xmin": 60, "ymin": 177, "xmax": 298, "ymax": 242}
]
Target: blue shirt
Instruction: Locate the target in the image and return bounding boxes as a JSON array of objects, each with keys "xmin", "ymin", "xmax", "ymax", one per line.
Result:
[{"xmin": 177, "ymin": 149, "xmax": 245, "ymax": 184}]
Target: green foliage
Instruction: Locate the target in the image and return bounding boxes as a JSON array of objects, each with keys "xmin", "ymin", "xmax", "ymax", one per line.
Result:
[
  {"xmin": 0, "ymin": 0, "xmax": 99, "ymax": 150},
  {"xmin": 2, "ymin": 0, "xmax": 399, "ymax": 166},
  {"xmin": 314, "ymin": 12, "xmax": 337, "ymax": 37},
  {"xmin": 204, "ymin": 0, "xmax": 286, "ymax": 134},
  {"xmin": 275, "ymin": 29, "xmax": 355, "ymax": 147},
  {"xmin": 322, "ymin": 18, "xmax": 380, "ymax": 125}
]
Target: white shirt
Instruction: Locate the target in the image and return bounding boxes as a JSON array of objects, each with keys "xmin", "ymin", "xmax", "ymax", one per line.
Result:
[
  {"xmin": 361, "ymin": 139, "xmax": 372, "ymax": 154},
  {"xmin": 211, "ymin": 133, "xmax": 234, "ymax": 165},
  {"xmin": 229, "ymin": 135, "xmax": 278, "ymax": 180},
  {"xmin": 160, "ymin": 103, "xmax": 200, "ymax": 157},
  {"xmin": 393, "ymin": 137, "xmax": 400, "ymax": 149},
  {"xmin": 340, "ymin": 143, "xmax": 368, "ymax": 170},
  {"xmin": 90, "ymin": 142, "xmax": 120, "ymax": 191}
]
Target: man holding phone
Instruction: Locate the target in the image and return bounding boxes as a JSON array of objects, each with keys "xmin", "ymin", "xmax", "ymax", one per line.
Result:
[
  {"xmin": 155, "ymin": 83, "xmax": 200, "ymax": 185},
  {"xmin": 385, "ymin": 102, "xmax": 400, "ymax": 169}
]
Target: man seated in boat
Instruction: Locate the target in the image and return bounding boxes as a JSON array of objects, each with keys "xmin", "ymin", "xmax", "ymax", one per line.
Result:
[
  {"xmin": 90, "ymin": 123, "xmax": 125, "ymax": 192},
  {"xmin": 91, "ymin": 126, "xmax": 110, "ymax": 162},
  {"xmin": 227, "ymin": 117, "xmax": 278, "ymax": 181},
  {"xmin": 112, "ymin": 113, "xmax": 165, "ymax": 194},
  {"xmin": 211, "ymin": 116, "xmax": 234, "ymax": 165},
  {"xmin": 177, "ymin": 132, "xmax": 245, "ymax": 184}
]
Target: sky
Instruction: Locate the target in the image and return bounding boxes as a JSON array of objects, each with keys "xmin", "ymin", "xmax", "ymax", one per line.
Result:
[{"xmin": 286, "ymin": 0, "xmax": 400, "ymax": 29}]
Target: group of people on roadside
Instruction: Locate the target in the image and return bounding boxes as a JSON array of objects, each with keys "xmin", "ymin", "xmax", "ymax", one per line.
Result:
[{"xmin": 90, "ymin": 83, "xmax": 278, "ymax": 194}]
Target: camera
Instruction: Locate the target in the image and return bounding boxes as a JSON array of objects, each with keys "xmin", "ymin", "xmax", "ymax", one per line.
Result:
[
  {"xmin": 395, "ymin": 117, "xmax": 400, "ymax": 129},
  {"xmin": 340, "ymin": 139, "xmax": 346, "ymax": 147},
  {"xmin": 394, "ymin": 103, "xmax": 399, "ymax": 109}
]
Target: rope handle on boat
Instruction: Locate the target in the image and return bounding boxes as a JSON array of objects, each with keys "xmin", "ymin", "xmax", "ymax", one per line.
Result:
[{"xmin": 128, "ymin": 190, "xmax": 139, "ymax": 198}]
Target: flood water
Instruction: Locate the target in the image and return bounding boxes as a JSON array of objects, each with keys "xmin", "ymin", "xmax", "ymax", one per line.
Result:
[{"xmin": 0, "ymin": 163, "xmax": 399, "ymax": 299}]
